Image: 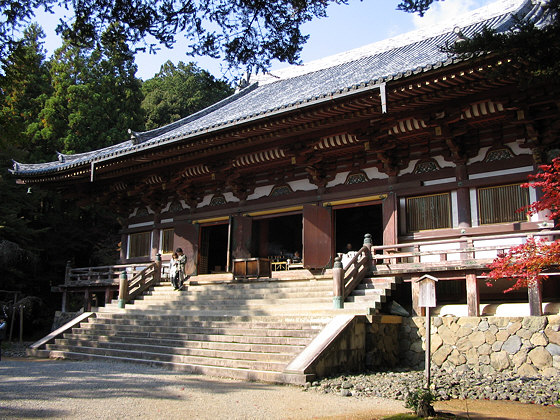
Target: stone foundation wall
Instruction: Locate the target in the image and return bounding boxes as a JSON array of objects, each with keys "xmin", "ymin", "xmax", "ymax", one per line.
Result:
[
  {"xmin": 398, "ymin": 316, "xmax": 560, "ymax": 376},
  {"xmin": 365, "ymin": 316, "xmax": 401, "ymax": 370}
]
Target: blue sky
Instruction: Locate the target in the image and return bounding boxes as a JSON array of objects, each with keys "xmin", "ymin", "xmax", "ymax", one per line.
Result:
[{"xmin": 34, "ymin": 0, "xmax": 495, "ymax": 80}]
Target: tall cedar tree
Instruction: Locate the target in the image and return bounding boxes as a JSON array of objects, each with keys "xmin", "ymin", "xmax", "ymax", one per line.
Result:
[
  {"xmin": 39, "ymin": 23, "xmax": 144, "ymax": 154},
  {"xmin": 141, "ymin": 61, "xmax": 233, "ymax": 130},
  {"xmin": 485, "ymin": 158, "xmax": 560, "ymax": 291}
]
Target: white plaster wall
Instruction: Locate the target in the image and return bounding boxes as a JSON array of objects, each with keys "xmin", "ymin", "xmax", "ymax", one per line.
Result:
[
  {"xmin": 197, "ymin": 194, "xmax": 213, "ymax": 207},
  {"xmin": 223, "ymin": 192, "xmax": 240, "ymax": 203},
  {"xmin": 288, "ymin": 179, "xmax": 316, "ymax": 191},
  {"xmin": 419, "ymin": 242, "xmax": 462, "ymax": 262},
  {"xmin": 363, "ymin": 167, "xmax": 389, "ymax": 180},
  {"xmin": 246, "ymin": 185, "xmax": 274, "ymax": 200},
  {"xmin": 326, "ymin": 171, "xmax": 350, "ymax": 188},
  {"xmin": 473, "ymin": 237, "xmax": 525, "ymax": 259}
]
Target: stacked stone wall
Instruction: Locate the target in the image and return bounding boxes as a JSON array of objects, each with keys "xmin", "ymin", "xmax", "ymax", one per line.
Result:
[
  {"xmin": 365, "ymin": 320, "xmax": 400, "ymax": 369},
  {"xmin": 398, "ymin": 316, "xmax": 560, "ymax": 376}
]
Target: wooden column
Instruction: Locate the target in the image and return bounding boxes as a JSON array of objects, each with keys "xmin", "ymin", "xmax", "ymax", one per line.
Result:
[
  {"xmin": 455, "ymin": 163, "xmax": 471, "ymax": 229},
  {"xmin": 382, "ymin": 192, "xmax": 398, "ymax": 245},
  {"xmin": 105, "ymin": 287, "xmax": 113, "ymax": 304},
  {"xmin": 528, "ymin": 279, "xmax": 543, "ymax": 316},
  {"xmin": 411, "ymin": 279, "xmax": 421, "ymax": 316},
  {"xmin": 84, "ymin": 289, "xmax": 91, "ymax": 311},
  {"xmin": 466, "ymin": 271, "xmax": 480, "ymax": 316},
  {"xmin": 61, "ymin": 290, "xmax": 67, "ymax": 312}
]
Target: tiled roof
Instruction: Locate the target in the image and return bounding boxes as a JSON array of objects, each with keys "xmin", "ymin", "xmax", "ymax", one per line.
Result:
[{"xmin": 11, "ymin": 0, "xmax": 544, "ymax": 176}]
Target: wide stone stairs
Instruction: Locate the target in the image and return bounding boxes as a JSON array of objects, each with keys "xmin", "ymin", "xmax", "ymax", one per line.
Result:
[{"xmin": 39, "ymin": 275, "xmax": 398, "ymax": 384}]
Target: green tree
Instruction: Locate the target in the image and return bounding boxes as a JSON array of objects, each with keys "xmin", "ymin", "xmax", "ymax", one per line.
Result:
[
  {"xmin": 0, "ymin": 0, "xmax": 349, "ymax": 74},
  {"xmin": 39, "ymin": 23, "xmax": 144, "ymax": 154},
  {"xmin": 0, "ymin": 24, "xmax": 52, "ymax": 162},
  {"xmin": 142, "ymin": 61, "xmax": 233, "ymax": 130}
]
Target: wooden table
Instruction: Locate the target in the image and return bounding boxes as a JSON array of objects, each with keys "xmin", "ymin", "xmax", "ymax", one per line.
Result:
[{"xmin": 233, "ymin": 258, "xmax": 271, "ymax": 279}]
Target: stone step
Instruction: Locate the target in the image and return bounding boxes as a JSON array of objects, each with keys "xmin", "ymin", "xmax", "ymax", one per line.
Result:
[
  {"xmin": 184, "ymin": 280, "xmax": 332, "ymax": 291},
  {"xmin": 50, "ymin": 338, "xmax": 297, "ymax": 362},
  {"xmin": 61, "ymin": 333, "xmax": 306, "ymax": 354},
  {"xmin": 45, "ymin": 350, "xmax": 312, "ymax": 385},
  {"xmin": 69, "ymin": 328, "xmax": 314, "ymax": 346},
  {"xmin": 94, "ymin": 312, "xmax": 333, "ymax": 324},
  {"xmin": 142, "ymin": 289, "xmax": 333, "ymax": 300},
  {"xmin": 88, "ymin": 317, "xmax": 327, "ymax": 331},
  {"xmin": 79, "ymin": 322, "xmax": 321, "ymax": 338},
  {"xmin": 129, "ymin": 296, "xmax": 333, "ymax": 308},
  {"xmin": 47, "ymin": 344, "xmax": 289, "ymax": 372}
]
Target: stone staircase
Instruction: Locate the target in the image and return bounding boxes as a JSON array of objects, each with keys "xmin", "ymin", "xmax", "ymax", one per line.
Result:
[{"xmin": 35, "ymin": 275, "xmax": 398, "ymax": 384}]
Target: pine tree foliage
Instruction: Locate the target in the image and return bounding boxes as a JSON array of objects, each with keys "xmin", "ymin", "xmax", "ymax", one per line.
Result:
[
  {"xmin": 0, "ymin": 0, "xmax": 349, "ymax": 74},
  {"xmin": 141, "ymin": 61, "xmax": 233, "ymax": 130}
]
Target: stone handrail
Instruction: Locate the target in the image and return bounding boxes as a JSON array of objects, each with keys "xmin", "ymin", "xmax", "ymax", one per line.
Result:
[
  {"xmin": 118, "ymin": 257, "xmax": 162, "ymax": 308},
  {"xmin": 332, "ymin": 234, "xmax": 374, "ymax": 308}
]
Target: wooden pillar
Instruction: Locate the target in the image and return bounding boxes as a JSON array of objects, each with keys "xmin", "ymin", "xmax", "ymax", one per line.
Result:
[
  {"xmin": 528, "ymin": 279, "xmax": 543, "ymax": 316},
  {"xmin": 105, "ymin": 287, "xmax": 113, "ymax": 304},
  {"xmin": 382, "ymin": 192, "xmax": 398, "ymax": 245},
  {"xmin": 411, "ymin": 279, "xmax": 421, "ymax": 316},
  {"xmin": 84, "ymin": 289, "xmax": 91, "ymax": 312},
  {"xmin": 332, "ymin": 257, "xmax": 344, "ymax": 309},
  {"xmin": 61, "ymin": 290, "xmax": 67, "ymax": 312},
  {"xmin": 455, "ymin": 163, "xmax": 471, "ymax": 229},
  {"xmin": 466, "ymin": 271, "xmax": 480, "ymax": 316}
]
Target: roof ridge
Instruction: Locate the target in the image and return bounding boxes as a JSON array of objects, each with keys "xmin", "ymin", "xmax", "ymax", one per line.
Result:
[{"xmin": 253, "ymin": 0, "xmax": 530, "ymax": 85}]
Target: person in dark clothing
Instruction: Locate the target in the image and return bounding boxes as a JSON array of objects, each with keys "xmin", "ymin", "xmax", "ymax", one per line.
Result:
[{"xmin": 0, "ymin": 318, "xmax": 6, "ymax": 361}]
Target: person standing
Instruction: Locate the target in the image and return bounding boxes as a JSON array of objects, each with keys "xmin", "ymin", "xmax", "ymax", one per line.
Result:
[
  {"xmin": 175, "ymin": 248, "xmax": 187, "ymax": 290},
  {"xmin": 169, "ymin": 252, "xmax": 181, "ymax": 290},
  {"xmin": 0, "ymin": 318, "xmax": 6, "ymax": 361}
]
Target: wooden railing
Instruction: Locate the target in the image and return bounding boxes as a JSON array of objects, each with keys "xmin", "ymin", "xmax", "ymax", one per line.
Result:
[
  {"xmin": 65, "ymin": 263, "xmax": 150, "ymax": 286},
  {"xmin": 122, "ymin": 259, "xmax": 162, "ymax": 304},
  {"xmin": 331, "ymin": 230, "xmax": 559, "ymax": 310},
  {"xmin": 369, "ymin": 230, "xmax": 560, "ymax": 273},
  {"xmin": 332, "ymin": 234, "xmax": 374, "ymax": 308}
]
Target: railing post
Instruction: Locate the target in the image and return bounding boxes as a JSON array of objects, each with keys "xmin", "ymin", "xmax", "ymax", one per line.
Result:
[
  {"xmin": 363, "ymin": 233, "xmax": 373, "ymax": 274},
  {"xmin": 333, "ymin": 256, "xmax": 344, "ymax": 309},
  {"xmin": 64, "ymin": 261, "xmax": 72, "ymax": 285},
  {"xmin": 118, "ymin": 272, "xmax": 128, "ymax": 309},
  {"xmin": 156, "ymin": 253, "xmax": 162, "ymax": 283}
]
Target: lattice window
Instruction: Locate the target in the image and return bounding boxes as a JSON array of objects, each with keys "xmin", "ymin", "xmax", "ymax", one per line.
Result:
[
  {"xmin": 209, "ymin": 195, "xmax": 227, "ymax": 206},
  {"xmin": 168, "ymin": 201, "xmax": 183, "ymax": 213},
  {"xmin": 478, "ymin": 184, "xmax": 529, "ymax": 225},
  {"xmin": 270, "ymin": 185, "xmax": 292, "ymax": 197},
  {"xmin": 406, "ymin": 193, "xmax": 451, "ymax": 232},
  {"xmin": 345, "ymin": 172, "xmax": 368, "ymax": 185},
  {"xmin": 128, "ymin": 231, "xmax": 151, "ymax": 258},
  {"xmin": 136, "ymin": 207, "xmax": 149, "ymax": 217},
  {"xmin": 485, "ymin": 148, "xmax": 514, "ymax": 162},
  {"xmin": 413, "ymin": 160, "xmax": 439, "ymax": 174},
  {"xmin": 160, "ymin": 228, "xmax": 174, "ymax": 254}
]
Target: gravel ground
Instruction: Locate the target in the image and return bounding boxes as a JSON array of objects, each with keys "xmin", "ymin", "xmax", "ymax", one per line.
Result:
[
  {"xmin": 306, "ymin": 368, "xmax": 560, "ymax": 406},
  {"xmin": 1, "ymin": 344, "xmax": 559, "ymax": 419},
  {"xmin": 0, "ymin": 357, "xmax": 405, "ymax": 420}
]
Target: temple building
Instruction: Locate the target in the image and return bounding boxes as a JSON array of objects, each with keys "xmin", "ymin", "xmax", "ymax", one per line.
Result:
[{"xmin": 12, "ymin": 0, "xmax": 559, "ymax": 317}]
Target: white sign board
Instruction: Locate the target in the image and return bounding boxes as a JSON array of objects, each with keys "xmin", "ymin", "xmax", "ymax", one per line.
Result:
[{"xmin": 416, "ymin": 274, "xmax": 438, "ymax": 308}]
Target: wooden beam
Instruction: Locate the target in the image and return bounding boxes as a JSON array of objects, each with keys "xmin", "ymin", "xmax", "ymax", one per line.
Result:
[{"xmin": 466, "ymin": 271, "xmax": 480, "ymax": 316}]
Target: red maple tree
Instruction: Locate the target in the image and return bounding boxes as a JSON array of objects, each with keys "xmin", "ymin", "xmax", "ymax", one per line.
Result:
[{"xmin": 485, "ymin": 157, "xmax": 560, "ymax": 291}]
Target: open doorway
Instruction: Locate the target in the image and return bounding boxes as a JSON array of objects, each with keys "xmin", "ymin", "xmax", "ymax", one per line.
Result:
[
  {"xmin": 199, "ymin": 224, "xmax": 228, "ymax": 274},
  {"xmin": 334, "ymin": 204, "xmax": 383, "ymax": 254},
  {"xmin": 253, "ymin": 214, "xmax": 302, "ymax": 261}
]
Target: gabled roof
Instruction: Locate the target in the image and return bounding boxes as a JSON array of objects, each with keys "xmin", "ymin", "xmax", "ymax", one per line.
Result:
[{"xmin": 11, "ymin": 0, "xmax": 546, "ymax": 177}]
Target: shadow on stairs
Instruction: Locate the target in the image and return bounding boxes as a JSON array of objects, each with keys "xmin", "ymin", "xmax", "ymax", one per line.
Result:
[{"xmin": 29, "ymin": 274, "xmax": 400, "ymax": 384}]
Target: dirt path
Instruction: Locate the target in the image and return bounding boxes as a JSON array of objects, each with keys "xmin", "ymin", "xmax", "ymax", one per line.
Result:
[{"xmin": 1, "ymin": 358, "xmax": 559, "ymax": 420}]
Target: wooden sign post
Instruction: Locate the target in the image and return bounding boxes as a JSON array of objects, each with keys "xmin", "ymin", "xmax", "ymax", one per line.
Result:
[{"xmin": 415, "ymin": 274, "xmax": 438, "ymax": 389}]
